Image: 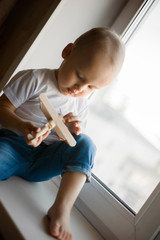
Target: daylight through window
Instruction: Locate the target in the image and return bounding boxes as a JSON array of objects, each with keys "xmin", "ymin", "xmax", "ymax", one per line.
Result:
[{"xmin": 86, "ymin": 1, "xmax": 160, "ymax": 212}]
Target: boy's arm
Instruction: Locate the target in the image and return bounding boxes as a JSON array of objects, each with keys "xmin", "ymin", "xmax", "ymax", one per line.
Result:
[
  {"xmin": 0, "ymin": 94, "xmax": 49, "ymax": 147},
  {"xmin": 0, "ymin": 94, "xmax": 24, "ymax": 131}
]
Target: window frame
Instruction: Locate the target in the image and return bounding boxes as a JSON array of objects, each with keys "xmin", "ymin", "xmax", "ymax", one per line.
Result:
[
  {"xmin": 53, "ymin": 0, "xmax": 160, "ymax": 239},
  {"xmin": 53, "ymin": 173, "xmax": 160, "ymax": 240}
]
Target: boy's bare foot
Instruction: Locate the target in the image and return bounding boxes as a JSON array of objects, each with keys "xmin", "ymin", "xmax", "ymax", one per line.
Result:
[
  {"xmin": 47, "ymin": 172, "xmax": 86, "ymax": 239},
  {"xmin": 47, "ymin": 203, "xmax": 72, "ymax": 240}
]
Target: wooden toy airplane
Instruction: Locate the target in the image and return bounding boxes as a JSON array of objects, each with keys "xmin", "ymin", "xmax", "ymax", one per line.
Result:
[{"xmin": 27, "ymin": 93, "xmax": 76, "ymax": 147}]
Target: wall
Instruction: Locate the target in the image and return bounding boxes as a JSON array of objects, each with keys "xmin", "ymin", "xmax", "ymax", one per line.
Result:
[
  {"xmin": 0, "ymin": 0, "xmax": 60, "ymax": 92},
  {"xmin": 14, "ymin": 0, "xmax": 128, "ymax": 73}
]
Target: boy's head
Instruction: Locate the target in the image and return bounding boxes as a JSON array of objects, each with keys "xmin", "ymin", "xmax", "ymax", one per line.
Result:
[{"xmin": 56, "ymin": 27, "xmax": 125, "ymax": 97}]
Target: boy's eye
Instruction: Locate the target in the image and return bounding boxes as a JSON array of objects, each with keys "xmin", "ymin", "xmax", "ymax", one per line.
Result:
[{"xmin": 76, "ymin": 71, "xmax": 84, "ymax": 80}]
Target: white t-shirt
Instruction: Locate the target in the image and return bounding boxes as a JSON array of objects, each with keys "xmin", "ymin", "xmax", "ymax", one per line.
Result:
[{"xmin": 3, "ymin": 69, "xmax": 88, "ymax": 144}]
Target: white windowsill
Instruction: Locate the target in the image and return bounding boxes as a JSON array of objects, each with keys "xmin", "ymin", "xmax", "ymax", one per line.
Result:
[{"xmin": 0, "ymin": 177, "xmax": 103, "ymax": 240}]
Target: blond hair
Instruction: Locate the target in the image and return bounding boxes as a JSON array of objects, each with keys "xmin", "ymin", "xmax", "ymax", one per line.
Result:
[{"xmin": 74, "ymin": 27, "xmax": 125, "ymax": 73}]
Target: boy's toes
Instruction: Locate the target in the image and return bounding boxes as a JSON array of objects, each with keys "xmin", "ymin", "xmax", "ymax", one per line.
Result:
[
  {"xmin": 67, "ymin": 233, "xmax": 72, "ymax": 240},
  {"xmin": 58, "ymin": 229, "xmax": 72, "ymax": 240},
  {"xmin": 58, "ymin": 228, "xmax": 69, "ymax": 240},
  {"xmin": 58, "ymin": 227, "xmax": 65, "ymax": 239},
  {"xmin": 50, "ymin": 223, "xmax": 60, "ymax": 237}
]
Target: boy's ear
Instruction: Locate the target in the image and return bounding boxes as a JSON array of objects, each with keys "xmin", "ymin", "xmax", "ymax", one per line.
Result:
[{"xmin": 62, "ymin": 43, "xmax": 74, "ymax": 59}]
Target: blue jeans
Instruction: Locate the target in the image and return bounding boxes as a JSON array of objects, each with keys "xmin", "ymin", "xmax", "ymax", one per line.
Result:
[{"xmin": 0, "ymin": 129, "xmax": 96, "ymax": 182}]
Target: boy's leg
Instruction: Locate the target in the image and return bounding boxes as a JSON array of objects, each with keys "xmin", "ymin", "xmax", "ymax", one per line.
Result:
[
  {"xmin": 23, "ymin": 134, "xmax": 96, "ymax": 239},
  {"xmin": 48, "ymin": 172, "xmax": 86, "ymax": 239},
  {"xmin": 0, "ymin": 129, "xmax": 33, "ymax": 180},
  {"xmin": 24, "ymin": 134, "xmax": 96, "ymax": 183}
]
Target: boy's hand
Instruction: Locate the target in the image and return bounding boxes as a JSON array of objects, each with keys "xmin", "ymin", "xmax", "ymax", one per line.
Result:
[
  {"xmin": 21, "ymin": 121, "xmax": 50, "ymax": 147},
  {"xmin": 63, "ymin": 112, "xmax": 82, "ymax": 135}
]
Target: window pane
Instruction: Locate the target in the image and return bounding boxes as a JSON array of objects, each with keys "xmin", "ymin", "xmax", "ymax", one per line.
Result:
[{"xmin": 86, "ymin": 1, "xmax": 160, "ymax": 213}]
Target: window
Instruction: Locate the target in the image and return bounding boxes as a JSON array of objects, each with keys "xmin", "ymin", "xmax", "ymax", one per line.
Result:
[
  {"xmin": 86, "ymin": 0, "xmax": 160, "ymax": 213},
  {"xmin": 74, "ymin": 2, "xmax": 160, "ymax": 240}
]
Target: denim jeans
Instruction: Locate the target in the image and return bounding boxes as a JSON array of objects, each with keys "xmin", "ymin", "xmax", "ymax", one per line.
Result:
[{"xmin": 0, "ymin": 129, "xmax": 96, "ymax": 182}]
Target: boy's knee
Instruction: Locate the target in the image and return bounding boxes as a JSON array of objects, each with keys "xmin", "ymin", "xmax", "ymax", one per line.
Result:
[
  {"xmin": 63, "ymin": 134, "xmax": 96, "ymax": 168},
  {"xmin": 75, "ymin": 134, "xmax": 97, "ymax": 158},
  {"xmin": 62, "ymin": 134, "xmax": 96, "ymax": 182}
]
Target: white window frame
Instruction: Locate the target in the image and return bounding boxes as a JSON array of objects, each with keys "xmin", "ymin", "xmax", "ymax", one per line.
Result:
[{"xmin": 53, "ymin": 1, "xmax": 160, "ymax": 239}]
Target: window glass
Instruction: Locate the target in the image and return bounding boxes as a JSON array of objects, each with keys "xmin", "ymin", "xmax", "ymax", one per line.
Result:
[{"xmin": 86, "ymin": 1, "xmax": 160, "ymax": 212}]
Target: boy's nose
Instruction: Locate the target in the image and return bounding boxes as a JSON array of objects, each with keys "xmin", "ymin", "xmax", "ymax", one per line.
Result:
[{"xmin": 75, "ymin": 84, "xmax": 87, "ymax": 92}]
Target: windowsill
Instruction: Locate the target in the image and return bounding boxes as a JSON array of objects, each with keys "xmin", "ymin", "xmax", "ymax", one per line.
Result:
[{"xmin": 0, "ymin": 177, "xmax": 103, "ymax": 240}]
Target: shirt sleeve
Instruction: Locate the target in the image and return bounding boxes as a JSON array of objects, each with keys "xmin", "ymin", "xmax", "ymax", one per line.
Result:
[{"xmin": 4, "ymin": 70, "xmax": 36, "ymax": 108}]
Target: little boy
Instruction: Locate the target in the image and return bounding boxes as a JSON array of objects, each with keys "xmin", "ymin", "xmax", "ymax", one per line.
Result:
[{"xmin": 0, "ymin": 27, "xmax": 125, "ymax": 239}]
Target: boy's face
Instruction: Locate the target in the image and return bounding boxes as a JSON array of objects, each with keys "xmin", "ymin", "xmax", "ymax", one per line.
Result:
[{"xmin": 56, "ymin": 43, "xmax": 116, "ymax": 98}]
